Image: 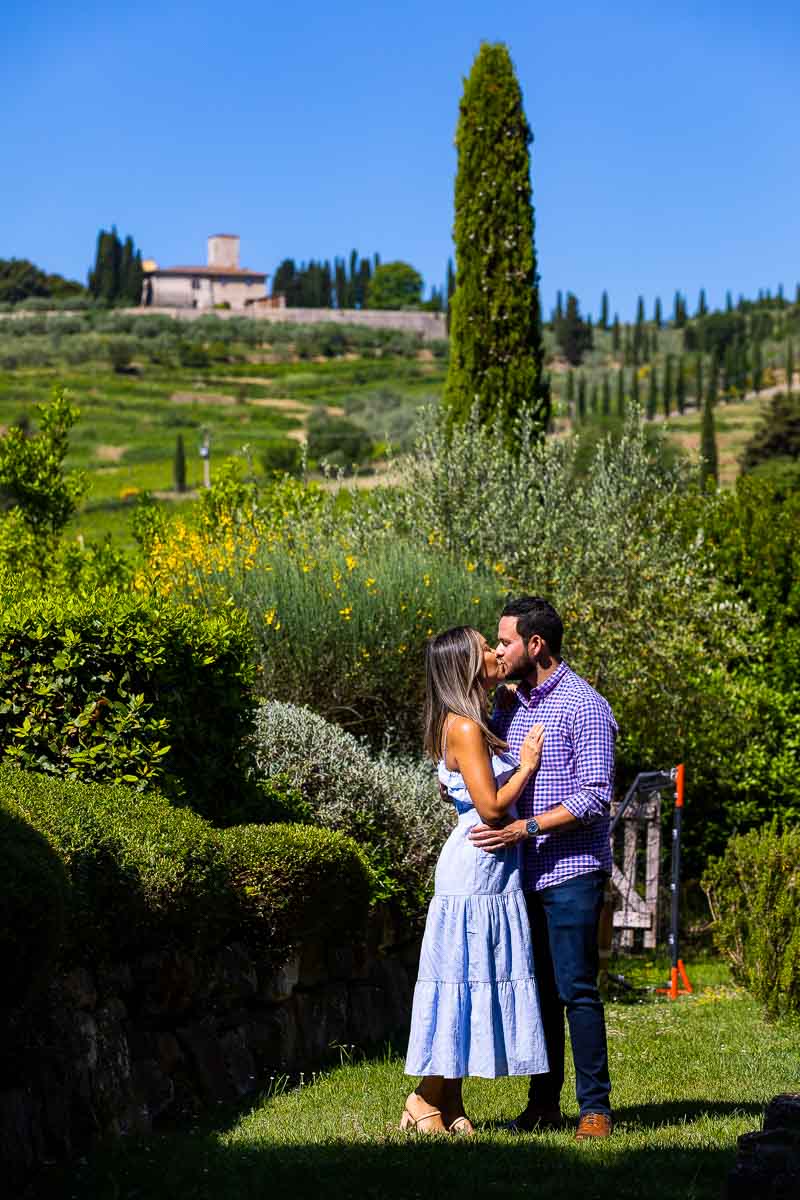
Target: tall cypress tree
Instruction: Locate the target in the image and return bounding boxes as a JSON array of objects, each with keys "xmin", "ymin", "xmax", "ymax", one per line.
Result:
[
  {"xmin": 445, "ymin": 43, "xmax": 548, "ymax": 431},
  {"xmin": 725, "ymin": 289, "xmax": 733, "ymax": 312},
  {"xmin": 636, "ymin": 295, "xmax": 645, "ymax": 325},
  {"xmin": 612, "ymin": 314, "xmax": 621, "ymax": 355},
  {"xmin": 706, "ymin": 351, "xmax": 720, "ymax": 408},
  {"xmin": 695, "ymin": 355, "xmax": 704, "ymax": 409},
  {"xmin": 646, "ymin": 366, "xmax": 658, "ymax": 420},
  {"xmin": 786, "ymin": 341, "xmax": 795, "ymax": 392},
  {"xmin": 174, "ymin": 433, "xmax": 187, "ymax": 494},
  {"xmin": 602, "ymin": 373, "xmax": 611, "ymax": 417},
  {"xmin": 654, "ymin": 296, "xmax": 662, "ymax": 327},
  {"xmin": 555, "ymin": 290, "xmax": 564, "ymax": 322},
  {"xmin": 119, "ymin": 236, "xmax": 133, "ymax": 302},
  {"xmin": 676, "ymin": 356, "xmax": 686, "ymax": 413},
  {"xmin": 673, "ymin": 290, "xmax": 683, "ymax": 326},
  {"xmin": 599, "ymin": 290, "xmax": 609, "ymax": 329},
  {"xmin": 565, "ymin": 369, "xmax": 575, "ymax": 418},
  {"xmin": 577, "ymin": 374, "xmax": 587, "ymax": 422},
  {"xmin": 697, "ymin": 287, "xmax": 707, "ymax": 317},
  {"xmin": 700, "ymin": 391, "xmax": 719, "ymax": 488},
  {"xmin": 737, "ymin": 341, "xmax": 749, "ymax": 394},
  {"xmin": 723, "ymin": 344, "xmax": 736, "ymax": 398},
  {"xmin": 616, "ymin": 369, "xmax": 625, "ymax": 417},
  {"xmin": 752, "ymin": 340, "xmax": 763, "ymax": 394},
  {"xmin": 336, "ymin": 258, "xmax": 348, "ymax": 308},
  {"xmin": 663, "ymin": 355, "xmax": 673, "ymax": 417}
]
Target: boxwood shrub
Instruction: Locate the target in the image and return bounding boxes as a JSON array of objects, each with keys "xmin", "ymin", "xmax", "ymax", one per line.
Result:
[
  {"xmin": 0, "ymin": 803, "xmax": 69, "ymax": 1005},
  {"xmin": 0, "ymin": 768, "xmax": 375, "ymax": 980},
  {"xmin": 219, "ymin": 823, "xmax": 372, "ymax": 961},
  {"xmin": 702, "ymin": 823, "xmax": 800, "ymax": 1018},
  {"xmin": 0, "ymin": 583, "xmax": 254, "ymax": 822},
  {"xmin": 0, "ymin": 766, "xmax": 231, "ymax": 962}
]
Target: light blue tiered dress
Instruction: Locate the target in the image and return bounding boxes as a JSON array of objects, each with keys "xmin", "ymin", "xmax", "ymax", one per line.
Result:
[{"xmin": 404, "ymin": 748, "xmax": 549, "ymax": 1079}]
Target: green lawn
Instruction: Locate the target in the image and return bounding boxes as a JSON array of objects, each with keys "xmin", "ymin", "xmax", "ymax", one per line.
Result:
[{"xmin": 32, "ymin": 956, "xmax": 800, "ymax": 1200}]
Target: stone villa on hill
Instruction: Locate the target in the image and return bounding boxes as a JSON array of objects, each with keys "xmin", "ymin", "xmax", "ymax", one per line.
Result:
[{"xmin": 142, "ymin": 235, "xmax": 268, "ymax": 310}]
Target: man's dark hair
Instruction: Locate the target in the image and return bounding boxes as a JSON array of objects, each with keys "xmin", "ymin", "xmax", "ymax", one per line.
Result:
[{"xmin": 501, "ymin": 596, "xmax": 563, "ymax": 657}]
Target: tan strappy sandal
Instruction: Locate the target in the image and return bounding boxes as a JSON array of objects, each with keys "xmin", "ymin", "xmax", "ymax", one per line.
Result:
[
  {"xmin": 448, "ymin": 1115, "xmax": 475, "ymax": 1136},
  {"xmin": 399, "ymin": 1099, "xmax": 447, "ymax": 1134}
]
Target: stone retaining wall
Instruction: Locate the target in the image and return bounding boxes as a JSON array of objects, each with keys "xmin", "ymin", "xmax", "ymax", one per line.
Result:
[{"xmin": 0, "ymin": 916, "xmax": 419, "ymax": 1185}]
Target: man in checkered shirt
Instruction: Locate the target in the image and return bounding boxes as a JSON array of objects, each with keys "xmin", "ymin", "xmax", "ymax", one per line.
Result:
[{"xmin": 469, "ymin": 596, "xmax": 617, "ymax": 1140}]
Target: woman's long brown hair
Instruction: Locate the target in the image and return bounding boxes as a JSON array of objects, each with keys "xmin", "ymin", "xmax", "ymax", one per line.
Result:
[{"xmin": 423, "ymin": 626, "xmax": 507, "ymax": 762}]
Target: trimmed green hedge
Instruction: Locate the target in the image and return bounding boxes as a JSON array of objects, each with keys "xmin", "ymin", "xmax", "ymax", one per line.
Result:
[
  {"xmin": 0, "ymin": 768, "xmax": 374, "ymax": 982},
  {"xmin": 702, "ymin": 824, "xmax": 800, "ymax": 1018},
  {"xmin": 0, "ymin": 583, "xmax": 254, "ymax": 822},
  {"xmin": 220, "ymin": 823, "xmax": 372, "ymax": 959},
  {"xmin": 0, "ymin": 804, "xmax": 69, "ymax": 1005},
  {"xmin": 0, "ymin": 766, "xmax": 231, "ymax": 962}
]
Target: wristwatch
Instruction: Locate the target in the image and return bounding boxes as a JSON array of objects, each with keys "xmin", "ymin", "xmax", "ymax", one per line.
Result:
[{"xmin": 525, "ymin": 817, "xmax": 541, "ymax": 838}]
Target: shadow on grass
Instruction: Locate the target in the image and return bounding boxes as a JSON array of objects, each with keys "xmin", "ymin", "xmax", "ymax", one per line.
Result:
[
  {"xmin": 612, "ymin": 1097, "xmax": 763, "ymax": 1128},
  {"xmin": 28, "ymin": 1133, "xmax": 737, "ymax": 1200}
]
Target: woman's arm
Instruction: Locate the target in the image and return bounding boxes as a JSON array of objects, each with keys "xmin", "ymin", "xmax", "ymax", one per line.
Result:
[{"xmin": 447, "ymin": 718, "xmax": 544, "ymax": 824}]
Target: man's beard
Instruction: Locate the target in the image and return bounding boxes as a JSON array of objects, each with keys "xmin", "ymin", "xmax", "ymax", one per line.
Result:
[{"xmin": 502, "ymin": 652, "xmax": 535, "ymax": 682}]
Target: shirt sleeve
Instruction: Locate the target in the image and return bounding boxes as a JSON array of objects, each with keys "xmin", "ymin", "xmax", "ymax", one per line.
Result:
[{"xmin": 561, "ymin": 697, "xmax": 617, "ymax": 823}]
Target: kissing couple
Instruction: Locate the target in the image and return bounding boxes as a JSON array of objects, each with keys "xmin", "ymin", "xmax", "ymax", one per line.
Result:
[{"xmin": 402, "ymin": 596, "xmax": 617, "ymax": 1140}]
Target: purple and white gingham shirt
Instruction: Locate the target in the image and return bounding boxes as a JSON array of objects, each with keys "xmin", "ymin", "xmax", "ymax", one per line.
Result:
[{"xmin": 492, "ymin": 661, "xmax": 617, "ymax": 891}]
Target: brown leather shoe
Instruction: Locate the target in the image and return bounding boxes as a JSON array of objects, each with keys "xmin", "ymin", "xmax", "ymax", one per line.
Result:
[
  {"xmin": 506, "ymin": 1103, "xmax": 563, "ymax": 1133},
  {"xmin": 575, "ymin": 1112, "xmax": 613, "ymax": 1140}
]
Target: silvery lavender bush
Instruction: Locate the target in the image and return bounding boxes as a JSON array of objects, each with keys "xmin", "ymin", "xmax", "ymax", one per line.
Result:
[{"xmin": 250, "ymin": 700, "xmax": 452, "ymax": 917}]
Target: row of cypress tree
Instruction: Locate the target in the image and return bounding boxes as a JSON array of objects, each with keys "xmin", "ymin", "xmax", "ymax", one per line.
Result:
[
  {"xmin": 271, "ymin": 251, "xmax": 379, "ymax": 308},
  {"xmin": 88, "ymin": 228, "xmax": 144, "ymax": 305}
]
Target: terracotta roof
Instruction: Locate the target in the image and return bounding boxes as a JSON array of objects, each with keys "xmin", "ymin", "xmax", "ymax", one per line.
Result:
[{"xmin": 145, "ymin": 265, "xmax": 267, "ymax": 280}]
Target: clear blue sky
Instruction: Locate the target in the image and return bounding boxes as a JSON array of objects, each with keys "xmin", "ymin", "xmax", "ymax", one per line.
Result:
[{"xmin": 2, "ymin": 0, "xmax": 798, "ymax": 319}]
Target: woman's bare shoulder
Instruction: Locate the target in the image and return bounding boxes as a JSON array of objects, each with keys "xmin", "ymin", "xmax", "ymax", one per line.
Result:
[{"xmin": 446, "ymin": 715, "xmax": 484, "ymax": 747}]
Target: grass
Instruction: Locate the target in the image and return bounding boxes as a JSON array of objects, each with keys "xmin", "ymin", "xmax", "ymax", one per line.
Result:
[{"xmin": 31, "ymin": 955, "xmax": 800, "ymax": 1200}]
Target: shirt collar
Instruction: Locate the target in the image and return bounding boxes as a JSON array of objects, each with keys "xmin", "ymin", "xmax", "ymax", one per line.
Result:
[{"xmin": 516, "ymin": 660, "xmax": 569, "ymax": 707}]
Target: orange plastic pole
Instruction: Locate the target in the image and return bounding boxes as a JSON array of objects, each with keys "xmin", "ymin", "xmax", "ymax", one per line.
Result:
[{"xmin": 656, "ymin": 765, "xmax": 693, "ymax": 999}]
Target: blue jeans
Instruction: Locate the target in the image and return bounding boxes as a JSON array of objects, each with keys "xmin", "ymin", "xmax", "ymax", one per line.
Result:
[{"xmin": 526, "ymin": 870, "xmax": 611, "ymax": 1116}]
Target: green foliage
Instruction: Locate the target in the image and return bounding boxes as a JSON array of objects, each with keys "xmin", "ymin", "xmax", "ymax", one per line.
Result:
[
  {"xmin": 0, "ymin": 257, "xmax": 86, "ymax": 304},
  {"xmin": 699, "ymin": 391, "xmax": 719, "ymax": 487},
  {"xmin": 259, "ymin": 439, "xmax": 303, "ymax": 477},
  {"xmin": 683, "ymin": 310, "xmax": 746, "ymax": 357},
  {"xmin": 88, "ymin": 227, "xmax": 143, "ymax": 305},
  {"xmin": 250, "ymin": 701, "xmax": 449, "ymax": 915},
  {"xmin": 107, "ymin": 336, "xmax": 135, "ymax": 373},
  {"xmin": 0, "ymin": 387, "xmax": 86, "ymax": 546},
  {"xmin": 444, "ymin": 42, "xmax": 549, "ymax": 432},
  {"xmin": 0, "ymin": 766, "xmax": 231, "ymax": 962},
  {"xmin": 227, "ymin": 534, "xmax": 504, "ymax": 747},
  {"xmin": 0, "ymin": 802, "xmax": 69, "ymax": 1003},
  {"xmin": 365, "ymin": 261, "xmax": 423, "ymax": 310},
  {"xmin": 306, "ymin": 410, "xmax": 373, "ymax": 468},
  {"xmin": 174, "ymin": 432, "xmax": 187, "ymax": 493},
  {"xmin": 368, "ymin": 407, "xmax": 770, "ymax": 870},
  {"xmin": 703, "ymin": 824, "xmax": 800, "ymax": 1017},
  {"xmin": 0, "ymin": 767, "xmax": 376, "ymax": 978},
  {"xmin": 0, "ymin": 585, "xmax": 254, "ymax": 819},
  {"xmin": 219, "ymin": 822, "xmax": 372, "ymax": 957},
  {"xmin": 741, "ymin": 391, "xmax": 800, "ymax": 471},
  {"xmin": 177, "ymin": 340, "xmax": 210, "ymax": 368},
  {"xmin": 555, "ymin": 293, "xmax": 593, "ymax": 366}
]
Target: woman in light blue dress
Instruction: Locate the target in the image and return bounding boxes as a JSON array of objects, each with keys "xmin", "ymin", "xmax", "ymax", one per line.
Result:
[{"xmin": 402, "ymin": 626, "xmax": 548, "ymax": 1135}]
